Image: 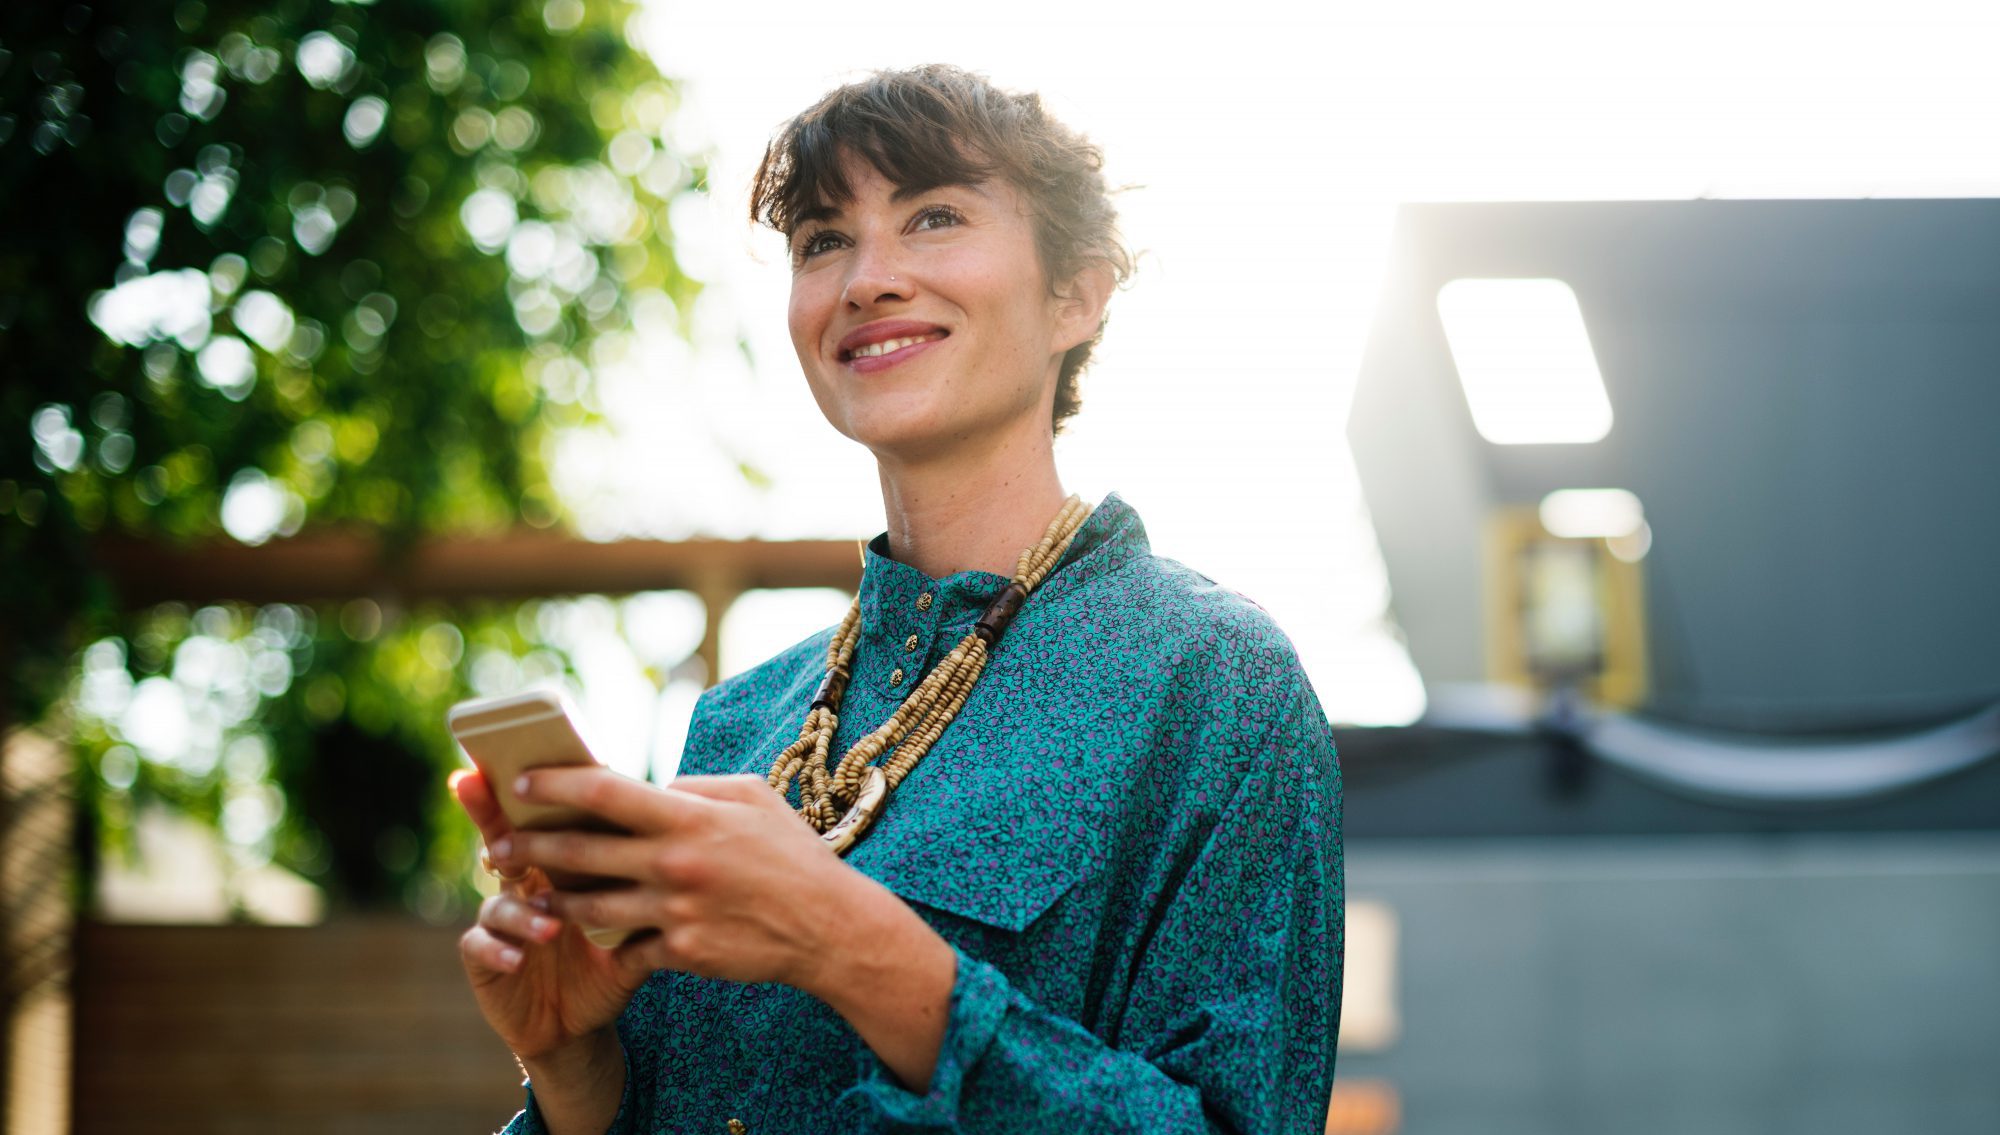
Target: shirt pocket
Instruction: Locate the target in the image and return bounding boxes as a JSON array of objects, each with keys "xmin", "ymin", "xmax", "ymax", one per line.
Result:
[
  {"xmin": 828, "ymin": 693, "xmax": 1136, "ymax": 941},
  {"xmin": 864, "ymin": 831, "xmax": 1095, "ymax": 934},
  {"xmin": 849, "ymin": 756, "xmax": 1110, "ymax": 936}
]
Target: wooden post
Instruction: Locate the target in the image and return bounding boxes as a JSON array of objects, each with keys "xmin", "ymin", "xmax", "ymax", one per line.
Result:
[
  {"xmin": 0, "ymin": 629, "xmax": 8, "ymax": 1135},
  {"xmin": 1, "ymin": 728, "xmax": 74, "ymax": 1135},
  {"xmin": 689, "ymin": 562, "xmax": 750, "ymax": 687}
]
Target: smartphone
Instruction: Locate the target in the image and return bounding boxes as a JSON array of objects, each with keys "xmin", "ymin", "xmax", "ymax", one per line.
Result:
[{"xmin": 447, "ymin": 688, "xmax": 638, "ymax": 948}]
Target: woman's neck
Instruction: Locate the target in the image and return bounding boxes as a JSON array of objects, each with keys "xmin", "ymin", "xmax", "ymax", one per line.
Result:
[{"xmin": 875, "ymin": 426, "xmax": 1068, "ymax": 582}]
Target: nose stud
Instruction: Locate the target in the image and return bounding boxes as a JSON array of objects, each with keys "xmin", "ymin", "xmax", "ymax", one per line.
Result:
[{"xmin": 842, "ymin": 274, "xmax": 900, "ymax": 307}]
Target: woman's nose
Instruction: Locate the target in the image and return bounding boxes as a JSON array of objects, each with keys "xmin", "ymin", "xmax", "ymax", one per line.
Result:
[{"xmin": 839, "ymin": 246, "xmax": 911, "ymax": 308}]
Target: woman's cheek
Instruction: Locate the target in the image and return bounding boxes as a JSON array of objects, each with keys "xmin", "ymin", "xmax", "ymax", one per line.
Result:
[{"xmin": 785, "ymin": 273, "xmax": 834, "ymax": 360}]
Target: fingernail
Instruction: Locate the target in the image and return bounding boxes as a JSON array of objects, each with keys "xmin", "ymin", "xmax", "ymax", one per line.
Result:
[
  {"xmin": 492, "ymin": 836, "xmax": 512, "ymax": 859},
  {"xmin": 513, "ymin": 774, "xmax": 532, "ymax": 798},
  {"xmin": 447, "ymin": 769, "xmax": 470, "ymax": 791},
  {"xmin": 498, "ymin": 945, "xmax": 523, "ymax": 969},
  {"xmin": 528, "ymin": 893, "xmax": 551, "ymax": 912},
  {"xmin": 531, "ymin": 915, "xmax": 556, "ymax": 936}
]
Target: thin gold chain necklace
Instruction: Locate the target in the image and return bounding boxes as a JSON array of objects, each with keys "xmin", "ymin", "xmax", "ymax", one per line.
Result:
[{"xmin": 765, "ymin": 495, "xmax": 1093, "ymax": 854}]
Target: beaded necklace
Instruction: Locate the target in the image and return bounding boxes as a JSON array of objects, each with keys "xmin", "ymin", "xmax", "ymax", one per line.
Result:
[{"xmin": 765, "ymin": 495, "xmax": 1093, "ymax": 854}]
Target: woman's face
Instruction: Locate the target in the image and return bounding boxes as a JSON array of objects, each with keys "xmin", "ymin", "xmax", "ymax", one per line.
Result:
[{"xmin": 786, "ymin": 153, "xmax": 1096, "ymax": 464}]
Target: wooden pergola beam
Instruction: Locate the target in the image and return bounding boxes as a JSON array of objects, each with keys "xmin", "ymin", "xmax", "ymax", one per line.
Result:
[
  {"xmin": 93, "ymin": 531, "xmax": 865, "ymax": 607},
  {"xmin": 92, "ymin": 530, "xmax": 867, "ymax": 685}
]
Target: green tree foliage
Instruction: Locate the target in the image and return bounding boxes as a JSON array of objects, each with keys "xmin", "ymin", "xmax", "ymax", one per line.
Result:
[{"xmin": 0, "ymin": 0, "xmax": 711, "ymax": 914}]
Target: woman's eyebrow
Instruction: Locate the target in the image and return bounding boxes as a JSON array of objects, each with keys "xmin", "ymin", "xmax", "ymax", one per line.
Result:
[
  {"xmin": 795, "ymin": 202, "xmax": 842, "ymax": 226},
  {"xmin": 889, "ymin": 181, "xmax": 990, "ymax": 203}
]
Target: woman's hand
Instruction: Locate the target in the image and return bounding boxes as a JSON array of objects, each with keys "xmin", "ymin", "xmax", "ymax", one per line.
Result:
[
  {"xmin": 495, "ymin": 770, "xmax": 854, "ymax": 988},
  {"xmin": 499, "ymin": 769, "xmax": 959, "ymax": 1090},
  {"xmin": 452, "ymin": 769, "xmax": 648, "ymax": 1068}
]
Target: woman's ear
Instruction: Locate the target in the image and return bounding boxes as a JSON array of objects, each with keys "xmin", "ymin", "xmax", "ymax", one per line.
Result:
[{"xmin": 1051, "ymin": 261, "xmax": 1117, "ymax": 354}]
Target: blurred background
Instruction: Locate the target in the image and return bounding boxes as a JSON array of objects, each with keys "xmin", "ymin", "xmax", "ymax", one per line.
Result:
[{"xmin": 3, "ymin": 0, "xmax": 1996, "ymax": 1132}]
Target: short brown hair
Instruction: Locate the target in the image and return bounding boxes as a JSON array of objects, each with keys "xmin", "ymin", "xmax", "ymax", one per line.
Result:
[{"xmin": 749, "ymin": 65, "xmax": 1133, "ymax": 434}]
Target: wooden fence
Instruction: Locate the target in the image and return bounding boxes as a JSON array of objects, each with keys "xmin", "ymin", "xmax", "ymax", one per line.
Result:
[{"xmin": 72, "ymin": 921, "xmax": 525, "ymax": 1135}]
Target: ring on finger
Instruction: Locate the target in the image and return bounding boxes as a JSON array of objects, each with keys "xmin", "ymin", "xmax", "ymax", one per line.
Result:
[{"xmin": 480, "ymin": 848, "xmax": 530, "ymax": 882}]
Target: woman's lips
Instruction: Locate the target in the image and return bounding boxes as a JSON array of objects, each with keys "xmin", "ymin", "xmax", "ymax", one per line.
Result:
[{"xmin": 843, "ymin": 331, "xmax": 948, "ymax": 374}]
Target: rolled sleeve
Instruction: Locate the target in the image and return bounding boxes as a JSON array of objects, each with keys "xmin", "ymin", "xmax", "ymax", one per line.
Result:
[
  {"xmin": 503, "ymin": 1041, "xmax": 638, "ymax": 1135},
  {"xmin": 842, "ymin": 945, "xmax": 1014, "ymax": 1127}
]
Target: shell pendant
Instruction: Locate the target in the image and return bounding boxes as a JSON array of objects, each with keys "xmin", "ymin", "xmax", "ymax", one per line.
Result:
[{"xmin": 820, "ymin": 766, "xmax": 888, "ymax": 856}]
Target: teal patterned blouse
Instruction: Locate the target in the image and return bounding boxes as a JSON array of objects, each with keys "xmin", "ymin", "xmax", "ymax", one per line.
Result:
[{"xmin": 505, "ymin": 493, "xmax": 1344, "ymax": 1134}]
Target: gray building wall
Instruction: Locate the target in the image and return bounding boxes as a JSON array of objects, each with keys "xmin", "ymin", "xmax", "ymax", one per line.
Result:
[{"xmin": 1337, "ymin": 834, "xmax": 2000, "ymax": 1135}]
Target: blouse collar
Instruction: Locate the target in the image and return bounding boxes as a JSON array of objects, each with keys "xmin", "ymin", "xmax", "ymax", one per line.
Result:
[{"xmin": 857, "ymin": 492, "xmax": 1151, "ymax": 632}]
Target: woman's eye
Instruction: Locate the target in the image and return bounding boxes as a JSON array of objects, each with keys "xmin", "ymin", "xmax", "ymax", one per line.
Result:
[
  {"xmin": 797, "ymin": 231, "xmax": 841, "ymax": 258},
  {"xmin": 915, "ymin": 206, "xmax": 961, "ymax": 231}
]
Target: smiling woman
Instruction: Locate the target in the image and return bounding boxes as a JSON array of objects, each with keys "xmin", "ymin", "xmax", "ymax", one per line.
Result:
[
  {"xmin": 783, "ymin": 167, "xmax": 1093, "ymax": 474},
  {"xmin": 755, "ymin": 64, "xmax": 1132, "ymax": 443},
  {"xmin": 454, "ymin": 65, "xmax": 1345, "ymax": 1135}
]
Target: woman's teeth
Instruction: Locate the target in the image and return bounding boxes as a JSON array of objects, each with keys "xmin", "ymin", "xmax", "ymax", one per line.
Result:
[{"xmin": 850, "ymin": 332, "xmax": 943, "ymax": 359}]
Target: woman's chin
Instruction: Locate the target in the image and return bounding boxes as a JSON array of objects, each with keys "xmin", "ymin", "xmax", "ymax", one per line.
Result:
[
  {"xmin": 820, "ymin": 378, "xmax": 1049, "ymax": 466},
  {"xmin": 849, "ymin": 419, "xmax": 963, "ymax": 465}
]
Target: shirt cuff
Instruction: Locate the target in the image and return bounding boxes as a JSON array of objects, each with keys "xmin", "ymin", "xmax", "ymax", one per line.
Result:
[
  {"xmin": 511, "ymin": 1042, "xmax": 636, "ymax": 1135},
  {"xmin": 844, "ymin": 944, "xmax": 1013, "ymax": 1127},
  {"xmin": 503, "ymin": 1083, "xmax": 547, "ymax": 1135}
]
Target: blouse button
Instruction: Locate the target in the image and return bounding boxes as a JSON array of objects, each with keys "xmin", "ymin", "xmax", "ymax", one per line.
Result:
[
  {"xmin": 915, "ymin": 592, "xmax": 933, "ymax": 611},
  {"xmin": 889, "ymin": 667, "xmax": 906, "ymax": 686},
  {"xmin": 903, "ymin": 634, "xmax": 919, "ymax": 653},
  {"xmin": 726, "ymin": 1121, "xmax": 747, "ymax": 1135}
]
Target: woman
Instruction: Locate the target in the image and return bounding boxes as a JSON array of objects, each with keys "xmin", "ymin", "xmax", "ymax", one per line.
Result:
[{"xmin": 454, "ymin": 64, "xmax": 1344, "ymax": 1134}]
